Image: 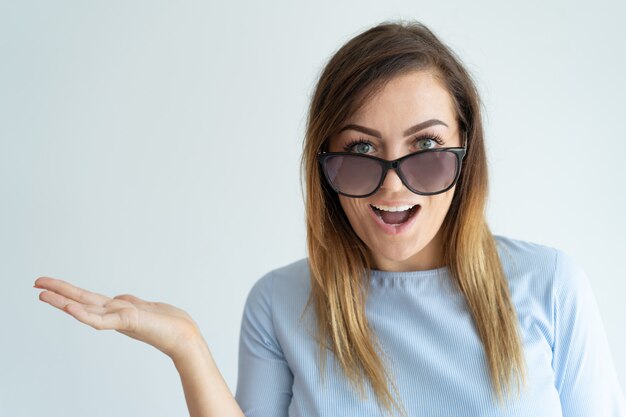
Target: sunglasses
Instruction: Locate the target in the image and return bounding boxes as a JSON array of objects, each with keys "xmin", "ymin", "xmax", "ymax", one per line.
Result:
[{"xmin": 317, "ymin": 135, "xmax": 467, "ymax": 198}]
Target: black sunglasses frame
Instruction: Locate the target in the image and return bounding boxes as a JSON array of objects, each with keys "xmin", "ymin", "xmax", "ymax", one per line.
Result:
[{"xmin": 316, "ymin": 135, "xmax": 468, "ymax": 198}]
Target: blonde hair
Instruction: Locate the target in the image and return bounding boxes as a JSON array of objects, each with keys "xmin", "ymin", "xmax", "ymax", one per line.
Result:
[{"xmin": 300, "ymin": 20, "xmax": 526, "ymax": 416}]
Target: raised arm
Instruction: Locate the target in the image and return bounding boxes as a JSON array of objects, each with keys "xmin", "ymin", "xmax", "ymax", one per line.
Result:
[
  {"xmin": 34, "ymin": 277, "xmax": 244, "ymax": 417},
  {"xmin": 171, "ymin": 331, "xmax": 245, "ymax": 417}
]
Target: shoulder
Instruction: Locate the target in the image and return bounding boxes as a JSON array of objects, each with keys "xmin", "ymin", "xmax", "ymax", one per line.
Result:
[
  {"xmin": 492, "ymin": 235, "xmax": 584, "ymax": 350},
  {"xmin": 493, "ymin": 234, "xmax": 585, "ymax": 292},
  {"xmin": 492, "ymin": 234, "xmax": 594, "ymax": 334},
  {"xmin": 492, "ymin": 234, "xmax": 562, "ymax": 294},
  {"xmin": 240, "ymin": 257, "xmax": 312, "ymax": 350},
  {"xmin": 492, "ymin": 235, "xmax": 562, "ymax": 328},
  {"xmin": 493, "ymin": 234, "xmax": 559, "ymax": 273},
  {"xmin": 270, "ymin": 257, "xmax": 311, "ymax": 283},
  {"xmin": 244, "ymin": 258, "xmax": 311, "ymax": 309}
]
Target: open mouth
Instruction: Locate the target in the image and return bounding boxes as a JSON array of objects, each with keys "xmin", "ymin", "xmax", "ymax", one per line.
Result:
[{"xmin": 370, "ymin": 204, "xmax": 420, "ymax": 226}]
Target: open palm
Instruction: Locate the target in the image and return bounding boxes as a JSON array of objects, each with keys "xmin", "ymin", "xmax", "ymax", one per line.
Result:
[{"xmin": 34, "ymin": 277, "xmax": 201, "ymax": 360}]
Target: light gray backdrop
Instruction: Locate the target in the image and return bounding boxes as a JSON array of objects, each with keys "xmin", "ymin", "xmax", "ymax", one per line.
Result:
[{"xmin": 1, "ymin": 1, "xmax": 624, "ymax": 416}]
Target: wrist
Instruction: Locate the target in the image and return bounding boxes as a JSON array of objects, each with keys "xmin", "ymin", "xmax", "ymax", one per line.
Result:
[{"xmin": 171, "ymin": 332, "xmax": 211, "ymax": 368}]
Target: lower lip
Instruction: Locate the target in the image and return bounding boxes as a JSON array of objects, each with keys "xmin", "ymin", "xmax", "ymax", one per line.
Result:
[{"xmin": 368, "ymin": 205, "xmax": 421, "ymax": 235}]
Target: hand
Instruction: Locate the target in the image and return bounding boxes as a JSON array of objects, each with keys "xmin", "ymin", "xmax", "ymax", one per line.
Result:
[{"xmin": 34, "ymin": 277, "xmax": 203, "ymax": 361}]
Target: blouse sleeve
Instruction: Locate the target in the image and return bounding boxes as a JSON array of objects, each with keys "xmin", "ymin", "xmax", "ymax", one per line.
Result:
[
  {"xmin": 235, "ymin": 270, "xmax": 294, "ymax": 417},
  {"xmin": 552, "ymin": 249, "xmax": 626, "ymax": 416}
]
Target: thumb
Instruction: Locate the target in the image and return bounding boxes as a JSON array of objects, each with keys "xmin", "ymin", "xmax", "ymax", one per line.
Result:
[
  {"xmin": 113, "ymin": 294, "xmax": 147, "ymax": 303},
  {"xmin": 113, "ymin": 294, "xmax": 162, "ymax": 314}
]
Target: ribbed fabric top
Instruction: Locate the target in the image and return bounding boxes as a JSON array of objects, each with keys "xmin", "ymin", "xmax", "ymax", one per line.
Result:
[{"xmin": 235, "ymin": 235, "xmax": 625, "ymax": 416}]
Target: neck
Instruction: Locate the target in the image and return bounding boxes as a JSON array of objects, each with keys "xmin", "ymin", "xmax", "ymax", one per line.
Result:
[{"xmin": 371, "ymin": 229, "xmax": 445, "ymax": 272}]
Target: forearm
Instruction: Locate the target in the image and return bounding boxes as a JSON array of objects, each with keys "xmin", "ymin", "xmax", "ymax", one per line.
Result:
[{"xmin": 172, "ymin": 336, "xmax": 245, "ymax": 417}]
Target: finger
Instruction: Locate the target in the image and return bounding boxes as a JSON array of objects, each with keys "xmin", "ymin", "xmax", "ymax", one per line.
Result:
[
  {"xmin": 38, "ymin": 290, "xmax": 83, "ymax": 312},
  {"xmin": 39, "ymin": 289, "xmax": 131, "ymax": 329},
  {"xmin": 113, "ymin": 294, "xmax": 146, "ymax": 303},
  {"xmin": 38, "ymin": 290, "xmax": 107, "ymax": 314},
  {"xmin": 65, "ymin": 304, "xmax": 131, "ymax": 331},
  {"xmin": 34, "ymin": 277, "xmax": 110, "ymax": 307}
]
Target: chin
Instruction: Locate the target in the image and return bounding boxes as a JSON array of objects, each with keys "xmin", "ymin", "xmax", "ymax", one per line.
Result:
[
  {"xmin": 361, "ymin": 218, "xmax": 444, "ymax": 269},
  {"xmin": 370, "ymin": 245, "xmax": 422, "ymax": 264},
  {"xmin": 369, "ymin": 240, "xmax": 425, "ymax": 263}
]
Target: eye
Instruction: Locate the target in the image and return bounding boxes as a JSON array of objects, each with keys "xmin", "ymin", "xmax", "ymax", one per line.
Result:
[
  {"xmin": 415, "ymin": 134, "xmax": 446, "ymax": 150},
  {"xmin": 343, "ymin": 138, "xmax": 374, "ymax": 154}
]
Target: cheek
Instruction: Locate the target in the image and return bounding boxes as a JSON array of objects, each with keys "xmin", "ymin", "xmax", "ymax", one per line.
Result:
[
  {"xmin": 425, "ymin": 187, "xmax": 455, "ymax": 219},
  {"xmin": 338, "ymin": 196, "xmax": 368, "ymax": 221}
]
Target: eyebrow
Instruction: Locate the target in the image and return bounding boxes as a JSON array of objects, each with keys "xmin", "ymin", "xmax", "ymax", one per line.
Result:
[{"xmin": 338, "ymin": 119, "xmax": 449, "ymax": 138}]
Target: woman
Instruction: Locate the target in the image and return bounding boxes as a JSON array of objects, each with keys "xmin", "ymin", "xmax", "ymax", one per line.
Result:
[{"xmin": 34, "ymin": 21, "xmax": 625, "ymax": 417}]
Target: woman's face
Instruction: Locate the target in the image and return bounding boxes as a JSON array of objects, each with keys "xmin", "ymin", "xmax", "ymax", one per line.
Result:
[{"xmin": 327, "ymin": 69, "xmax": 462, "ymax": 272}]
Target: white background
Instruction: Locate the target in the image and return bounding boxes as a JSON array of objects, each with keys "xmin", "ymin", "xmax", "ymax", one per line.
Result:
[{"xmin": 1, "ymin": 1, "xmax": 624, "ymax": 415}]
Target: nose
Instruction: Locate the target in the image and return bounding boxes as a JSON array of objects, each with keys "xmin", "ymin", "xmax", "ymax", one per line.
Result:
[{"xmin": 379, "ymin": 165, "xmax": 406, "ymax": 193}]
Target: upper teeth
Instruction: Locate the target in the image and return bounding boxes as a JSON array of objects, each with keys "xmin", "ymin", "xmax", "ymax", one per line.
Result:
[{"xmin": 371, "ymin": 204, "xmax": 416, "ymax": 212}]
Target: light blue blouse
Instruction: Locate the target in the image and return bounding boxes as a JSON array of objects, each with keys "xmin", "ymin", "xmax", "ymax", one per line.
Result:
[{"xmin": 235, "ymin": 235, "xmax": 625, "ymax": 416}]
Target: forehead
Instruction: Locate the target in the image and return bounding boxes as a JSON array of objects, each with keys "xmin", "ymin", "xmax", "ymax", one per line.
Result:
[{"xmin": 346, "ymin": 69, "xmax": 456, "ymax": 128}]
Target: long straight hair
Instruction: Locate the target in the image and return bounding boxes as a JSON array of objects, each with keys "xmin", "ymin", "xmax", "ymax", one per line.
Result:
[{"xmin": 300, "ymin": 20, "xmax": 526, "ymax": 416}]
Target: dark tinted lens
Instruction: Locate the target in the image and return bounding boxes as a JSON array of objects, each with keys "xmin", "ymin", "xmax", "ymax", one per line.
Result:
[
  {"xmin": 399, "ymin": 150, "xmax": 458, "ymax": 193},
  {"xmin": 323, "ymin": 154, "xmax": 382, "ymax": 196}
]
